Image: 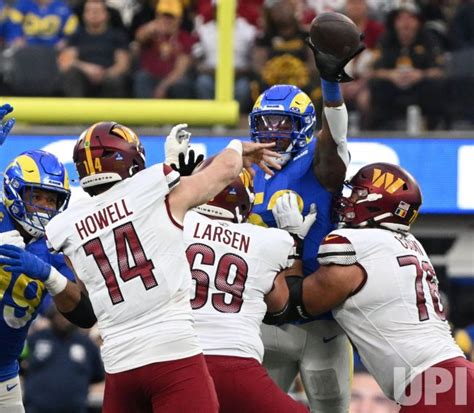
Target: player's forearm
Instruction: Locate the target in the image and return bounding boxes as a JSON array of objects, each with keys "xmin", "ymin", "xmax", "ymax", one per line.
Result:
[{"xmin": 52, "ymin": 280, "xmax": 82, "ymax": 313}]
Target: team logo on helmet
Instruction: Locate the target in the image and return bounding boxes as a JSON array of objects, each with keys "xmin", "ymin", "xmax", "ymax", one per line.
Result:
[{"xmin": 337, "ymin": 163, "xmax": 422, "ymax": 232}]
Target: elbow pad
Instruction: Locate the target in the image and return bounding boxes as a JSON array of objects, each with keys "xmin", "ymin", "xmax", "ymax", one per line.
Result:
[
  {"xmin": 286, "ymin": 276, "xmax": 312, "ymax": 320},
  {"xmin": 60, "ymin": 292, "xmax": 97, "ymax": 329}
]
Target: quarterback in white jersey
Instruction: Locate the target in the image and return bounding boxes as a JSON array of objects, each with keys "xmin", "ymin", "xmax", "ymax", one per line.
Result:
[
  {"xmin": 45, "ymin": 122, "xmax": 280, "ymax": 413},
  {"xmin": 272, "ymin": 162, "xmax": 474, "ymax": 413},
  {"xmin": 182, "ymin": 169, "xmax": 310, "ymax": 413}
]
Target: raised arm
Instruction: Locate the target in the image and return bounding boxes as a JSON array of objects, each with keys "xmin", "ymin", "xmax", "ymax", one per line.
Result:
[
  {"xmin": 168, "ymin": 140, "xmax": 278, "ymax": 222},
  {"xmin": 306, "ymin": 33, "xmax": 365, "ymax": 192}
]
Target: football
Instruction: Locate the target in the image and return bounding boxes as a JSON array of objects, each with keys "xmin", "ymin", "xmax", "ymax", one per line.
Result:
[{"xmin": 309, "ymin": 12, "xmax": 361, "ymax": 59}]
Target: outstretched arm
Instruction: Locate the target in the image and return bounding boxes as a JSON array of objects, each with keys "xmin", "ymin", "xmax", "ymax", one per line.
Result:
[
  {"xmin": 168, "ymin": 140, "xmax": 280, "ymax": 223},
  {"xmin": 313, "ymin": 83, "xmax": 349, "ymax": 193},
  {"xmin": 306, "ymin": 34, "xmax": 365, "ymax": 192},
  {"xmin": 302, "ymin": 264, "xmax": 365, "ymax": 315}
]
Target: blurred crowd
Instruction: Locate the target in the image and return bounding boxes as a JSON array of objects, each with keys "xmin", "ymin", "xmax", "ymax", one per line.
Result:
[{"xmin": 0, "ymin": 0, "xmax": 473, "ymax": 130}]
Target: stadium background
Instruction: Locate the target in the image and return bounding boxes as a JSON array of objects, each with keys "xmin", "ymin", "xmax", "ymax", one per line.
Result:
[{"xmin": 0, "ymin": 0, "xmax": 473, "ymax": 411}]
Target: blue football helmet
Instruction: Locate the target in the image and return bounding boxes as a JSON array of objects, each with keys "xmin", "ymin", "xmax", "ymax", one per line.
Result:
[
  {"xmin": 3, "ymin": 150, "xmax": 71, "ymax": 238},
  {"xmin": 249, "ymin": 85, "xmax": 316, "ymax": 166}
]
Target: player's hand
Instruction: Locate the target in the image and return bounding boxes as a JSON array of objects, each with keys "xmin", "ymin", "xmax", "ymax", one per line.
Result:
[
  {"xmin": 241, "ymin": 141, "xmax": 281, "ymax": 176},
  {"xmin": 0, "ymin": 230, "xmax": 25, "ymax": 249},
  {"xmin": 0, "ymin": 244, "xmax": 51, "ymax": 281},
  {"xmin": 170, "ymin": 150, "xmax": 204, "ymax": 176},
  {"xmin": 0, "ymin": 104, "xmax": 15, "ymax": 146},
  {"xmin": 272, "ymin": 192, "xmax": 317, "ymax": 239},
  {"xmin": 165, "ymin": 123, "xmax": 191, "ymax": 166},
  {"xmin": 305, "ymin": 35, "xmax": 365, "ymax": 83}
]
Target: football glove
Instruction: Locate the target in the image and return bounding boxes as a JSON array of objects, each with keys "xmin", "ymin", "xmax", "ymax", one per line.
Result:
[
  {"xmin": 305, "ymin": 35, "xmax": 366, "ymax": 83},
  {"xmin": 0, "ymin": 104, "xmax": 15, "ymax": 146},
  {"xmin": 272, "ymin": 192, "xmax": 317, "ymax": 240},
  {"xmin": 0, "ymin": 230, "xmax": 25, "ymax": 249},
  {"xmin": 0, "ymin": 244, "xmax": 51, "ymax": 281},
  {"xmin": 170, "ymin": 150, "xmax": 204, "ymax": 176},
  {"xmin": 165, "ymin": 123, "xmax": 191, "ymax": 166}
]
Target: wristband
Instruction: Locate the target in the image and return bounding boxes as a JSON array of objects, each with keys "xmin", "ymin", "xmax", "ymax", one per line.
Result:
[
  {"xmin": 226, "ymin": 139, "xmax": 243, "ymax": 156},
  {"xmin": 321, "ymin": 79, "xmax": 342, "ymax": 103},
  {"xmin": 44, "ymin": 267, "xmax": 68, "ymax": 296}
]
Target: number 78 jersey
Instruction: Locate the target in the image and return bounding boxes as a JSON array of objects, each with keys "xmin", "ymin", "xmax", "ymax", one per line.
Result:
[{"xmin": 318, "ymin": 228, "xmax": 464, "ymax": 402}]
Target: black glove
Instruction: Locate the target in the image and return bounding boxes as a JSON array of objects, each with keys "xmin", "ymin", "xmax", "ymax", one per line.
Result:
[
  {"xmin": 170, "ymin": 150, "xmax": 204, "ymax": 176},
  {"xmin": 305, "ymin": 34, "xmax": 366, "ymax": 83}
]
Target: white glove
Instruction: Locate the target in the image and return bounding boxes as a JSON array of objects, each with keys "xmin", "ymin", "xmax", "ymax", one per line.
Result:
[
  {"xmin": 272, "ymin": 192, "xmax": 317, "ymax": 239},
  {"xmin": 164, "ymin": 123, "xmax": 191, "ymax": 165},
  {"xmin": 0, "ymin": 229, "xmax": 25, "ymax": 249}
]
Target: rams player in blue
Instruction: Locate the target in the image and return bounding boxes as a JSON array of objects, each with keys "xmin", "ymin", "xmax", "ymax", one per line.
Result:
[
  {"xmin": 0, "ymin": 110, "xmax": 95, "ymax": 412},
  {"xmin": 249, "ymin": 37, "xmax": 365, "ymax": 412}
]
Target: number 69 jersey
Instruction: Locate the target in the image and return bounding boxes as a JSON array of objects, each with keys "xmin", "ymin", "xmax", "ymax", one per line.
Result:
[
  {"xmin": 318, "ymin": 227, "xmax": 464, "ymax": 402},
  {"xmin": 46, "ymin": 164, "xmax": 202, "ymax": 374},
  {"xmin": 183, "ymin": 211, "xmax": 295, "ymax": 363}
]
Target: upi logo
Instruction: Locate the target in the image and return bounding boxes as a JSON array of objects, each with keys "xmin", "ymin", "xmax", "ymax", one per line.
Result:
[{"xmin": 394, "ymin": 366, "xmax": 468, "ymax": 406}]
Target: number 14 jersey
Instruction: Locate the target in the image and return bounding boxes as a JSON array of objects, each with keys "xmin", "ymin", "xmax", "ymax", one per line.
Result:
[
  {"xmin": 318, "ymin": 228, "xmax": 464, "ymax": 402},
  {"xmin": 46, "ymin": 164, "xmax": 201, "ymax": 373},
  {"xmin": 183, "ymin": 211, "xmax": 295, "ymax": 363}
]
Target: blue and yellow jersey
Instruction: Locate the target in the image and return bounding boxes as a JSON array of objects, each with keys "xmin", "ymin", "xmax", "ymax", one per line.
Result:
[
  {"xmin": 6, "ymin": 0, "xmax": 78, "ymax": 46},
  {"xmin": 0, "ymin": 203, "xmax": 74, "ymax": 382},
  {"xmin": 249, "ymin": 139, "xmax": 336, "ymax": 275}
]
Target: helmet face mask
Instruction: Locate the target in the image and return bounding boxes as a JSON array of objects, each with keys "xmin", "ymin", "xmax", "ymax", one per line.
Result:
[
  {"xmin": 3, "ymin": 150, "xmax": 71, "ymax": 238},
  {"xmin": 249, "ymin": 85, "xmax": 316, "ymax": 167},
  {"xmin": 337, "ymin": 163, "xmax": 422, "ymax": 232},
  {"xmin": 73, "ymin": 122, "xmax": 146, "ymax": 195}
]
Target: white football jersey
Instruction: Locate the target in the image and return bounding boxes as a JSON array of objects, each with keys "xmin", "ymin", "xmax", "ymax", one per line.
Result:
[
  {"xmin": 318, "ymin": 228, "xmax": 464, "ymax": 402},
  {"xmin": 46, "ymin": 164, "xmax": 201, "ymax": 373},
  {"xmin": 183, "ymin": 211, "xmax": 295, "ymax": 362}
]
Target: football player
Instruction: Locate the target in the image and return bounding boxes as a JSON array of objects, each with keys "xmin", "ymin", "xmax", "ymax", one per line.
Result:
[
  {"xmin": 269, "ymin": 162, "xmax": 474, "ymax": 413},
  {"xmin": 42, "ymin": 122, "xmax": 280, "ymax": 413},
  {"xmin": 183, "ymin": 167, "xmax": 315, "ymax": 413},
  {"xmin": 0, "ymin": 148, "xmax": 86, "ymax": 413},
  {"xmin": 0, "ymin": 103, "xmax": 15, "ymax": 145},
  {"xmin": 248, "ymin": 31, "xmax": 364, "ymax": 412}
]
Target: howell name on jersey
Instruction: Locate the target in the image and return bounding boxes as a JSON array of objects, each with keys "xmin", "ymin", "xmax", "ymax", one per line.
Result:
[{"xmin": 75, "ymin": 198, "xmax": 133, "ymax": 240}]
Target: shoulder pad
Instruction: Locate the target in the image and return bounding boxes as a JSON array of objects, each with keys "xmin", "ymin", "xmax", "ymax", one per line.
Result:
[{"xmin": 317, "ymin": 233, "xmax": 357, "ymax": 266}]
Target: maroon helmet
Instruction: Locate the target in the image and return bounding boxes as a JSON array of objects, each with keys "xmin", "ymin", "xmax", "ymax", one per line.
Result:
[
  {"xmin": 194, "ymin": 166, "xmax": 255, "ymax": 223},
  {"xmin": 338, "ymin": 162, "xmax": 422, "ymax": 232},
  {"xmin": 73, "ymin": 122, "xmax": 146, "ymax": 194}
]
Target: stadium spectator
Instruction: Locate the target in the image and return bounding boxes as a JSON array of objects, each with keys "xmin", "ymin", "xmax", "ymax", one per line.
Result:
[
  {"xmin": 193, "ymin": 0, "xmax": 257, "ymax": 112},
  {"xmin": 367, "ymin": 2, "xmax": 446, "ymax": 130},
  {"xmin": 341, "ymin": 0, "xmax": 385, "ymax": 128},
  {"xmin": 58, "ymin": 0, "xmax": 131, "ymax": 97},
  {"xmin": 5, "ymin": 0, "xmax": 78, "ymax": 48},
  {"xmin": 23, "ymin": 306, "xmax": 104, "ymax": 413},
  {"xmin": 251, "ymin": 0, "xmax": 319, "ymax": 103},
  {"xmin": 133, "ymin": 0, "xmax": 195, "ymax": 98},
  {"xmin": 350, "ymin": 371, "xmax": 400, "ymax": 413}
]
